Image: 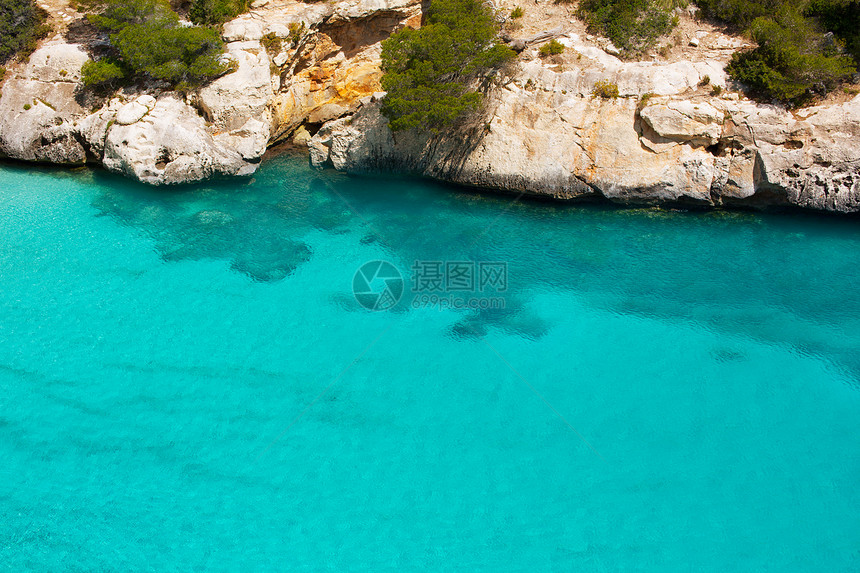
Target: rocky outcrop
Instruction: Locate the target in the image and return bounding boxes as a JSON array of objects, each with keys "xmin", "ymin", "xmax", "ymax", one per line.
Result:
[
  {"xmin": 640, "ymin": 100, "xmax": 723, "ymax": 147},
  {"xmin": 715, "ymin": 100, "xmax": 860, "ymax": 211},
  {"xmin": 0, "ymin": 42, "xmax": 89, "ymax": 164},
  {"xmin": 216, "ymin": 0, "xmax": 422, "ymax": 144},
  {"xmin": 309, "ymin": 95, "xmax": 719, "ymax": 205},
  {"xmin": 309, "ymin": 33, "xmax": 860, "ymax": 214},
  {"xmin": 199, "ymin": 39, "xmax": 274, "ymax": 162},
  {"xmin": 310, "ymin": 89, "xmax": 860, "ymax": 212},
  {"xmin": 100, "ymin": 95, "xmax": 253, "ymax": 185},
  {"xmin": 0, "ymin": 0, "xmax": 422, "ymax": 182},
  {"xmin": 0, "ymin": 41, "xmax": 257, "ymax": 181}
]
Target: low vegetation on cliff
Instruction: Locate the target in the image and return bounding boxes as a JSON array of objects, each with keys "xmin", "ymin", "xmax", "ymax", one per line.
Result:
[
  {"xmin": 189, "ymin": 0, "xmax": 250, "ymax": 26},
  {"xmin": 0, "ymin": 0, "xmax": 51, "ymax": 64},
  {"xmin": 726, "ymin": 5, "xmax": 855, "ymax": 105},
  {"xmin": 576, "ymin": 0, "xmax": 680, "ymax": 54},
  {"xmin": 79, "ymin": 0, "xmax": 243, "ymax": 91},
  {"xmin": 379, "ymin": 0, "xmax": 516, "ymax": 132},
  {"xmin": 700, "ymin": 0, "xmax": 858, "ymax": 105},
  {"xmin": 575, "ymin": 0, "xmax": 858, "ymax": 105}
]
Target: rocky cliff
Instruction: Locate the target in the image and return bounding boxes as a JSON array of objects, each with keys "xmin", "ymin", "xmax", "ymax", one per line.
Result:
[
  {"xmin": 1, "ymin": 0, "xmax": 858, "ymax": 213},
  {"xmin": 0, "ymin": 0, "xmax": 421, "ymax": 184},
  {"xmin": 310, "ymin": 58, "xmax": 860, "ymax": 212}
]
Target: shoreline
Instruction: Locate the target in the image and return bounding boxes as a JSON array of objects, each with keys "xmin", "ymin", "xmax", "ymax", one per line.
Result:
[
  {"xmin": 1, "ymin": 0, "xmax": 858, "ymax": 214},
  {"xmin": 4, "ymin": 151, "xmax": 859, "ymax": 220}
]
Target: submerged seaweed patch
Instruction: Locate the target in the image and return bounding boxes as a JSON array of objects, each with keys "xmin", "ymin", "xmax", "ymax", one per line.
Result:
[{"xmin": 84, "ymin": 155, "xmax": 860, "ymax": 375}]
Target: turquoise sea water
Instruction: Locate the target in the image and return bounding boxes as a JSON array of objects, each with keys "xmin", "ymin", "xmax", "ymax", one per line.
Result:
[{"xmin": 1, "ymin": 156, "xmax": 858, "ymax": 571}]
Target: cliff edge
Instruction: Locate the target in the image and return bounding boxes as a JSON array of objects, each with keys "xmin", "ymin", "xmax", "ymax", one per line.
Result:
[{"xmin": 1, "ymin": 0, "xmax": 858, "ymax": 213}]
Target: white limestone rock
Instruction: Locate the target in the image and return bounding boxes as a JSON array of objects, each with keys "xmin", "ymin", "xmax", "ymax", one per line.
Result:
[
  {"xmin": 0, "ymin": 41, "xmax": 90, "ymax": 163},
  {"xmin": 222, "ymin": 19, "xmax": 265, "ymax": 42},
  {"xmin": 311, "ymin": 94, "xmax": 718, "ymax": 206},
  {"xmin": 103, "ymin": 96, "xmax": 254, "ymax": 185},
  {"xmin": 329, "ymin": 0, "xmax": 425, "ymax": 22},
  {"xmin": 604, "ymin": 42, "xmax": 621, "ymax": 56},
  {"xmin": 24, "ymin": 42, "xmax": 90, "ymax": 83},
  {"xmin": 76, "ymin": 99, "xmax": 123, "ymax": 158},
  {"xmin": 214, "ymin": 117, "xmax": 271, "ymax": 160},
  {"xmin": 308, "ymin": 103, "xmax": 349, "ymax": 124},
  {"xmin": 115, "ymin": 100, "xmax": 151, "ymax": 125},
  {"xmin": 310, "ymin": 61, "xmax": 860, "ymax": 213},
  {"xmin": 1, "ymin": 3, "xmax": 857, "ymax": 209},
  {"xmin": 199, "ymin": 42, "xmax": 274, "ymax": 131},
  {"xmin": 640, "ymin": 100, "xmax": 724, "ymax": 146}
]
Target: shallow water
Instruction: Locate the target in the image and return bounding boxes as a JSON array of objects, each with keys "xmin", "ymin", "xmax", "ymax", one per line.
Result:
[{"xmin": 1, "ymin": 157, "xmax": 858, "ymax": 571}]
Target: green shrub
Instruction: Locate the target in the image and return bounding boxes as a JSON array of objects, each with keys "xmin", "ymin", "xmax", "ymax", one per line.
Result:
[
  {"xmin": 693, "ymin": 0, "xmax": 852, "ymax": 35},
  {"xmin": 113, "ymin": 23, "xmax": 227, "ymax": 87},
  {"xmin": 23, "ymin": 103, "xmax": 30, "ymax": 109},
  {"xmin": 511, "ymin": 6, "xmax": 524, "ymax": 18},
  {"xmin": 577, "ymin": 0, "xmax": 677, "ymax": 55},
  {"xmin": 694, "ymin": 0, "xmax": 780, "ymax": 29},
  {"xmin": 81, "ymin": 58, "xmax": 127, "ymax": 87},
  {"xmin": 726, "ymin": 6, "xmax": 855, "ymax": 105},
  {"xmin": 806, "ymin": 0, "xmax": 860, "ymax": 64},
  {"xmin": 189, "ymin": 0, "xmax": 250, "ymax": 26},
  {"xmin": 0, "ymin": 0, "xmax": 51, "ymax": 64},
  {"xmin": 711, "ymin": 84, "xmax": 723, "ymax": 95},
  {"xmin": 261, "ymin": 32, "xmax": 282, "ymax": 54},
  {"xmin": 84, "ymin": 0, "xmax": 230, "ymax": 90},
  {"xmin": 288, "ymin": 22, "xmax": 306, "ymax": 46},
  {"xmin": 694, "ymin": 0, "xmax": 859, "ymax": 106},
  {"xmin": 87, "ymin": 0, "xmax": 178, "ymax": 31},
  {"xmin": 592, "ymin": 79, "xmax": 620, "ymax": 98},
  {"xmin": 539, "ymin": 39, "xmax": 566, "ymax": 56},
  {"xmin": 637, "ymin": 91, "xmax": 655, "ymax": 110},
  {"xmin": 380, "ymin": 0, "xmax": 516, "ymax": 132}
]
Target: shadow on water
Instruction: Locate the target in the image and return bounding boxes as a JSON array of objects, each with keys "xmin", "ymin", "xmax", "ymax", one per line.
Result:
[
  {"xmin": 84, "ymin": 155, "xmax": 860, "ymax": 380},
  {"xmin": 88, "ymin": 159, "xmax": 357, "ymax": 283}
]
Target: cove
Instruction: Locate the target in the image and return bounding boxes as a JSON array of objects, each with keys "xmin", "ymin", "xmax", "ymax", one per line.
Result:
[{"xmin": 0, "ymin": 156, "xmax": 858, "ymax": 571}]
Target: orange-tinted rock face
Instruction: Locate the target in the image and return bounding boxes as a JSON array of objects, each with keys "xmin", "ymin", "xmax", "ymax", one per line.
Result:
[
  {"xmin": 271, "ymin": 33, "xmax": 387, "ymax": 139},
  {"xmin": 264, "ymin": 0, "xmax": 423, "ymax": 140},
  {"xmin": 272, "ymin": 57, "xmax": 382, "ymax": 138}
]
